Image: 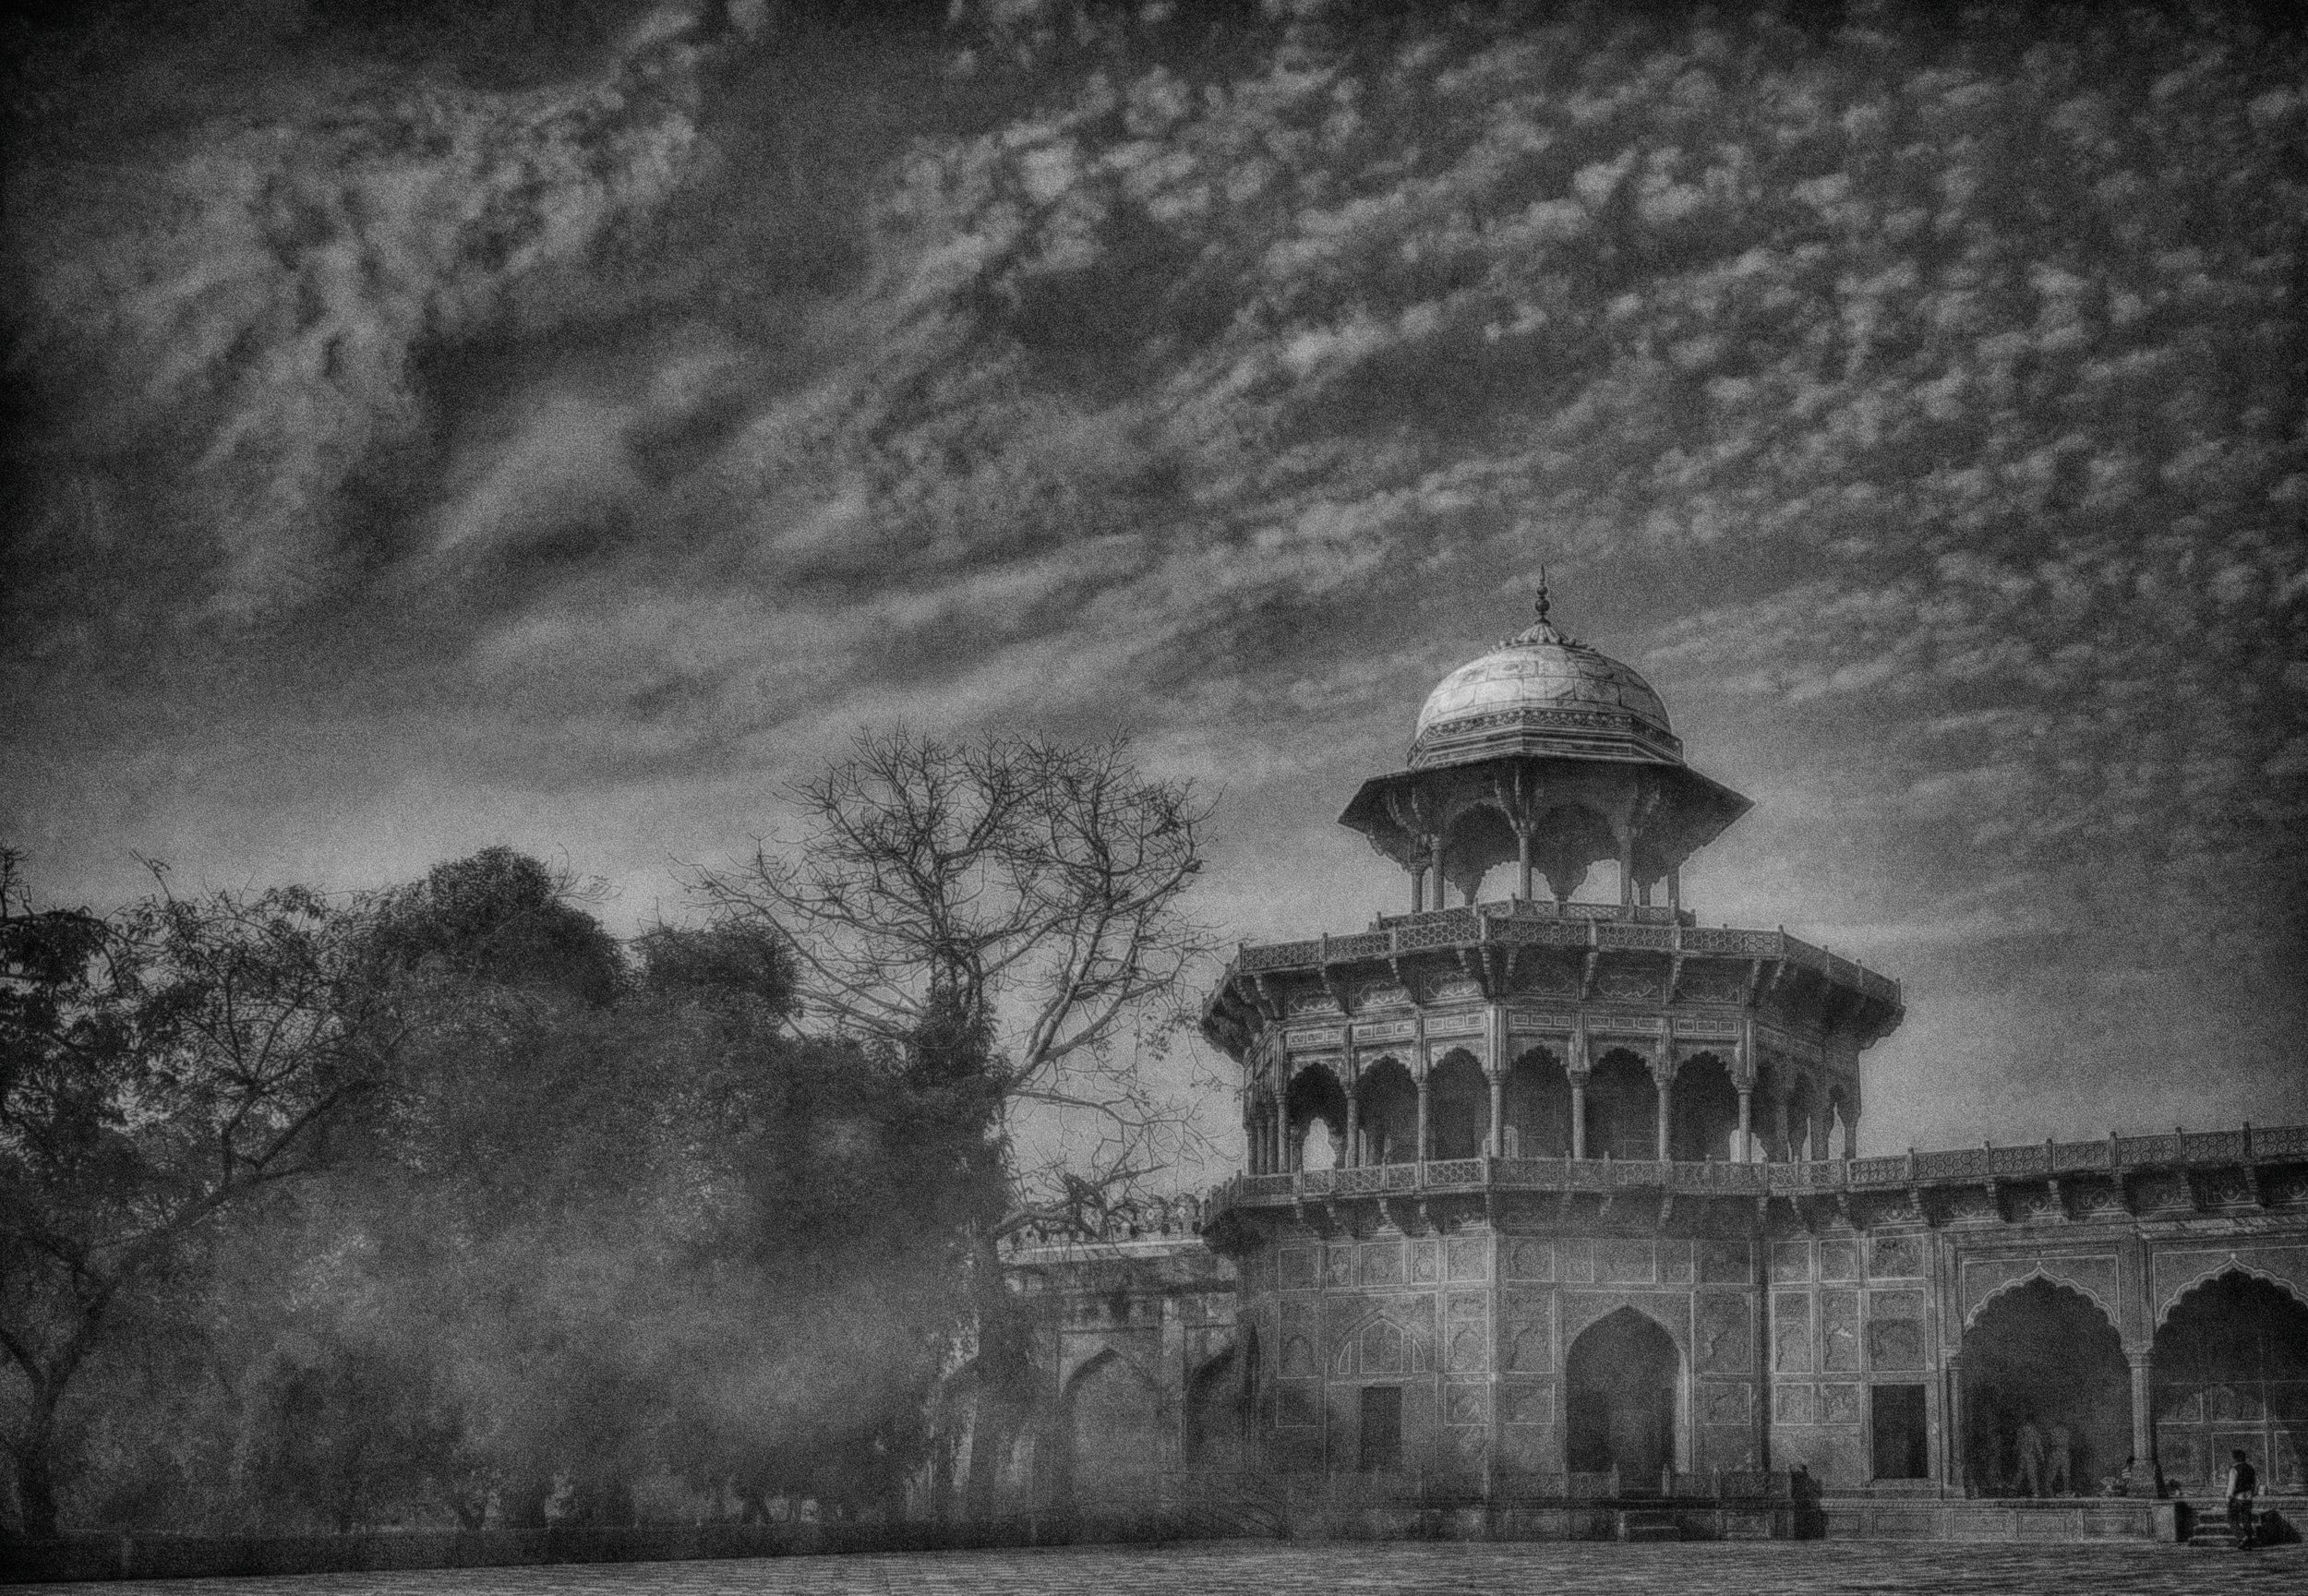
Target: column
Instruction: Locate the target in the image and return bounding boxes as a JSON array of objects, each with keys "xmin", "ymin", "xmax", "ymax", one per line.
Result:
[
  {"xmin": 1737, "ymin": 1086, "xmax": 1754, "ymax": 1163},
  {"xmin": 2128, "ymin": 1351, "xmax": 2156, "ymax": 1483},
  {"xmin": 1344, "ymin": 1087, "xmax": 1362, "ymax": 1170},
  {"xmin": 1430, "ymin": 834, "xmax": 1448, "ymax": 909},
  {"xmin": 1841, "ymin": 1113, "xmax": 1857, "ymax": 1160},
  {"xmin": 1943, "ymin": 1356, "xmax": 1965, "ymax": 1493},
  {"xmin": 1415, "ymin": 1069, "xmax": 1432, "ymax": 1163},
  {"xmin": 1654, "ymin": 1066, "xmax": 1674, "ymax": 1162},
  {"xmin": 1273, "ymin": 1093, "xmax": 1290, "ymax": 1174},
  {"xmin": 1667, "ymin": 867, "xmax": 1681, "ymax": 913},
  {"xmin": 1517, "ymin": 830, "xmax": 1533, "ymax": 901},
  {"xmin": 1569, "ymin": 1075, "xmax": 1588, "ymax": 1159},
  {"xmin": 1488, "ymin": 1067, "xmax": 1506, "ymax": 1157},
  {"xmin": 1772, "ymin": 1094, "xmax": 1792, "ymax": 1164},
  {"xmin": 1618, "ymin": 839, "xmax": 1635, "ymax": 909},
  {"xmin": 1411, "ymin": 865, "xmax": 1426, "ymax": 914}
]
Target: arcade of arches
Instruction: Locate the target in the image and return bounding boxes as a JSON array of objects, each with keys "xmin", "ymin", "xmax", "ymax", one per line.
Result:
[{"xmin": 1251, "ymin": 1049, "xmax": 1827, "ymax": 1171}]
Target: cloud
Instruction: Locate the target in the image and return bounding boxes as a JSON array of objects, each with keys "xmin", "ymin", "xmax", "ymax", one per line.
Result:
[{"xmin": 6, "ymin": 0, "xmax": 2307, "ymax": 1154}]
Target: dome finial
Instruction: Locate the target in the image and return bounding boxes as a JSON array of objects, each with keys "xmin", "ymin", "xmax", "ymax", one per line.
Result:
[{"xmin": 1534, "ymin": 566, "xmax": 1551, "ymax": 626}]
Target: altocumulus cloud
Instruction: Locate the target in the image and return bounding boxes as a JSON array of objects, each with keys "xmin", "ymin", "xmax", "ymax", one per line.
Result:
[{"xmin": 4, "ymin": 0, "xmax": 2304, "ymax": 1157}]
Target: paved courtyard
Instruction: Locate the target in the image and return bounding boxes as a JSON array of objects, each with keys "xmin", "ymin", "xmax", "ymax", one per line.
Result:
[{"xmin": 15, "ymin": 1540, "xmax": 2308, "ymax": 1596}]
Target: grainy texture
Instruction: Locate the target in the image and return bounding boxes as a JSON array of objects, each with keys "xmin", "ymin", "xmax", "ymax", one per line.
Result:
[{"xmin": 16, "ymin": 1541, "xmax": 2308, "ymax": 1596}]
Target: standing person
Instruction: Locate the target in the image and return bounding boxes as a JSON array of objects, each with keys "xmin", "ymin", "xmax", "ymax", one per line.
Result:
[
  {"xmin": 2226, "ymin": 1449, "xmax": 2259, "ymax": 1545},
  {"xmin": 2047, "ymin": 1422, "xmax": 2074, "ymax": 1495},
  {"xmin": 2016, "ymin": 1419, "xmax": 2049, "ymax": 1498}
]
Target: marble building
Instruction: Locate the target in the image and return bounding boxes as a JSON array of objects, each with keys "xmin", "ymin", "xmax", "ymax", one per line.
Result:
[{"xmin": 999, "ymin": 585, "xmax": 2308, "ymax": 1537}]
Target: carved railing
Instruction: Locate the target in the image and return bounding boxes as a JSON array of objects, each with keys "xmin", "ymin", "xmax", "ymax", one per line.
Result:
[
  {"xmin": 1204, "ymin": 1122, "xmax": 2308, "ymax": 1219},
  {"xmin": 1229, "ymin": 909, "xmax": 1902, "ymax": 1008}
]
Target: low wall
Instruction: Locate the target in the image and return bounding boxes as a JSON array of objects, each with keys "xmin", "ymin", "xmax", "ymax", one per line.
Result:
[
  {"xmin": 1815, "ymin": 1497, "xmax": 2180, "ymax": 1542},
  {"xmin": 0, "ymin": 1513, "xmax": 1190, "ymax": 1586}
]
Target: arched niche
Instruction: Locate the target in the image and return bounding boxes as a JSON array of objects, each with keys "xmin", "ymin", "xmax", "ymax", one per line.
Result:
[
  {"xmin": 1184, "ymin": 1345, "xmax": 1244, "ymax": 1470},
  {"xmin": 1960, "ymin": 1278, "xmax": 2130, "ymax": 1498},
  {"xmin": 1286, "ymin": 1062, "xmax": 1348, "ymax": 1171},
  {"xmin": 1585, "ymin": 1047, "xmax": 1657, "ymax": 1161},
  {"xmin": 1356, "ymin": 1056, "xmax": 1417, "ymax": 1166},
  {"xmin": 1669, "ymin": 1051, "xmax": 1740, "ymax": 1162},
  {"xmin": 1064, "ymin": 1348, "xmax": 1163, "ymax": 1505},
  {"xmin": 2150, "ymin": 1270, "xmax": 2308, "ymax": 1494},
  {"xmin": 1503, "ymin": 1046, "xmax": 1573, "ymax": 1158},
  {"xmin": 1827, "ymin": 1084, "xmax": 1856, "ymax": 1158},
  {"xmin": 1565, "ymin": 1306, "xmax": 1680, "ymax": 1482},
  {"xmin": 1428, "ymin": 1048, "xmax": 1489, "ymax": 1160}
]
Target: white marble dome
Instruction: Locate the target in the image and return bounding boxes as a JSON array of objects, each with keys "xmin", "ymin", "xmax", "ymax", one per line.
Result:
[{"xmin": 1408, "ymin": 599, "xmax": 1678, "ymax": 769}]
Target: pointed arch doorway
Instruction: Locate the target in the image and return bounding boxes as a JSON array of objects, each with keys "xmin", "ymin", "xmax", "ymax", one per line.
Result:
[{"xmin": 1566, "ymin": 1306, "xmax": 1679, "ymax": 1487}]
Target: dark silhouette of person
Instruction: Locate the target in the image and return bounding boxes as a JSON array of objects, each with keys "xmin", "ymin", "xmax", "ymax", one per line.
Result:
[
  {"xmin": 2227, "ymin": 1449, "xmax": 2259, "ymax": 1544},
  {"xmin": 2016, "ymin": 1419, "xmax": 2048, "ymax": 1497}
]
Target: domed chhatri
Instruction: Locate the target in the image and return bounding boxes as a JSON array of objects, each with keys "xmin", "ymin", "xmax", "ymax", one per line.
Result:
[
  {"xmin": 1411, "ymin": 574, "xmax": 1677, "ymax": 770},
  {"xmin": 1341, "ymin": 580, "xmax": 1749, "ymax": 912}
]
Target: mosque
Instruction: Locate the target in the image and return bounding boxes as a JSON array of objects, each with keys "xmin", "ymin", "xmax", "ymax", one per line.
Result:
[{"xmin": 997, "ymin": 584, "xmax": 2308, "ymax": 1542}]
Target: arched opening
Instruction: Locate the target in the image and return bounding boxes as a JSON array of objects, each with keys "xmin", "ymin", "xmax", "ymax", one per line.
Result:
[
  {"xmin": 1668, "ymin": 1052, "xmax": 1740, "ymax": 1162},
  {"xmin": 1749, "ymin": 1066, "xmax": 1785, "ymax": 1161},
  {"xmin": 1356, "ymin": 1057, "xmax": 1417, "ymax": 1165},
  {"xmin": 1784, "ymin": 1075, "xmax": 1818, "ymax": 1161},
  {"xmin": 1286, "ymin": 1063, "xmax": 1348, "ymax": 1172},
  {"xmin": 2151, "ymin": 1271, "xmax": 2308, "ymax": 1494},
  {"xmin": 1529, "ymin": 803, "xmax": 1617, "ymax": 905},
  {"xmin": 1961, "ymin": 1279, "xmax": 2130, "ymax": 1497},
  {"xmin": 1502, "ymin": 1047, "xmax": 1573, "ymax": 1158},
  {"xmin": 1584, "ymin": 1049, "xmax": 1657, "ymax": 1161},
  {"xmin": 1427, "ymin": 1049, "xmax": 1489, "ymax": 1160},
  {"xmin": 1184, "ymin": 1346, "xmax": 1244, "ymax": 1470},
  {"xmin": 1065, "ymin": 1350, "xmax": 1160, "ymax": 1505},
  {"xmin": 1441, "ymin": 803, "xmax": 1521, "ymax": 905},
  {"xmin": 1827, "ymin": 1086, "xmax": 1856, "ymax": 1159},
  {"xmin": 1566, "ymin": 1307, "xmax": 1678, "ymax": 1485}
]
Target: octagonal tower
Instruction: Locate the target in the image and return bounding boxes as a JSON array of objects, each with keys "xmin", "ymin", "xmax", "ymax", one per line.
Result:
[{"xmin": 1198, "ymin": 583, "xmax": 1905, "ymax": 1494}]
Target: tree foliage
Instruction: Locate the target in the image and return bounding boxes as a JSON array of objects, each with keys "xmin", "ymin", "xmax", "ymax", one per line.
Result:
[{"xmin": 0, "ymin": 850, "xmax": 401, "ymax": 1539}]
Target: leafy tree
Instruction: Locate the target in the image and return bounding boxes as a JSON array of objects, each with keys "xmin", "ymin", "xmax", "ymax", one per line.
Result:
[{"xmin": 0, "ymin": 850, "xmax": 400, "ymax": 1541}]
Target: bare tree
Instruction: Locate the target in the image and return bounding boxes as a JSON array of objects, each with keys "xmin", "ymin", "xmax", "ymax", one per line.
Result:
[
  {"xmin": 683, "ymin": 731, "xmax": 1218, "ymax": 1518},
  {"xmin": 686, "ymin": 729, "xmax": 1217, "ymax": 1210}
]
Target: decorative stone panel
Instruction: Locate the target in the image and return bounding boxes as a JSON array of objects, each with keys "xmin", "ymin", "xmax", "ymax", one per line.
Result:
[
  {"xmin": 1774, "ymin": 1384, "xmax": 1813, "ymax": 1424},
  {"xmin": 1819, "ymin": 1240, "xmax": 1861, "ymax": 1281},
  {"xmin": 1323, "ymin": 1247, "xmax": 1352, "ymax": 1288},
  {"xmin": 1598, "ymin": 1240, "xmax": 1654, "ymax": 1284},
  {"xmin": 1869, "ymin": 1233, "xmax": 1926, "ymax": 1279},
  {"xmin": 1773, "ymin": 1293, "xmax": 1812, "ymax": 1372},
  {"xmin": 1821, "ymin": 1291, "xmax": 1862, "ymax": 1372},
  {"xmin": 1279, "ymin": 1247, "xmax": 1318, "ymax": 1290},
  {"xmin": 1700, "ymin": 1240, "xmax": 1751, "ymax": 1283},
  {"xmin": 1444, "ymin": 1380, "xmax": 1489, "ymax": 1426},
  {"xmin": 1700, "ymin": 1382, "xmax": 1752, "ymax": 1425},
  {"xmin": 1501, "ymin": 1383, "xmax": 1553, "ymax": 1426},
  {"xmin": 1561, "ymin": 1239, "xmax": 1595, "ymax": 1283},
  {"xmin": 1446, "ymin": 1236, "xmax": 1489, "ymax": 1281},
  {"xmin": 1820, "ymin": 1384, "xmax": 1863, "ymax": 1425},
  {"xmin": 1696, "ymin": 1293, "xmax": 1752, "ymax": 1374},
  {"xmin": 1505, "ymin": 1237, "xmax": 1556, "ymax": 1281},
  {"xmin": 1773, "ymin": 1242, "xmax": 1811, "ymax": 1283},
  {"xmin": 1503, "ymin": 1292, "xmax": 1552, "ymax": 1373},
  {"xmin": 1412, "ymin": 1240, "xmax": 1441, "ymax": 1283},
  {"xmin": 1364, "ymin": 1241, "xmax": 1406, "ymax": 1288}
]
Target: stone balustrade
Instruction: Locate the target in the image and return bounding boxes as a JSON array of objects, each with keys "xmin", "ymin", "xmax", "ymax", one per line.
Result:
[{"xmin": 1202, "ymin": 1122, "xmax": 2308, "ymax": 1218}]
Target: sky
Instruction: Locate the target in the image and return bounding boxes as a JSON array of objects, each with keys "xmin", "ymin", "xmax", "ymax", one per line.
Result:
[{"xmin": 5, "ymin": 0, "xmax": 2305, "ymax": 1168}]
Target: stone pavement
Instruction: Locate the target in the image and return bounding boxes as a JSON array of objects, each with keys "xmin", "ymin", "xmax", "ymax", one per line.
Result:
[{"xmin": 15, "ymin": 1540, "xmax": 2308, "ymax": 1596}]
